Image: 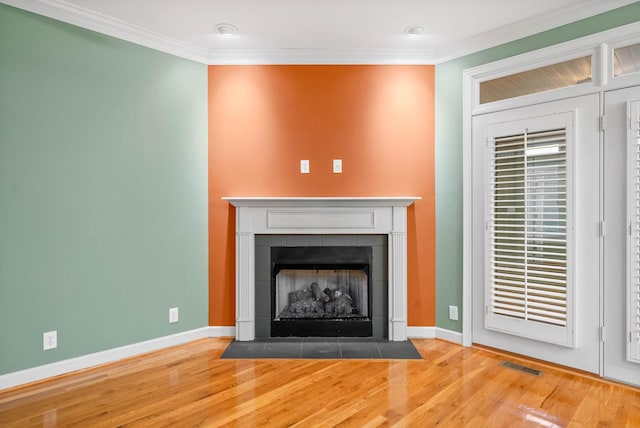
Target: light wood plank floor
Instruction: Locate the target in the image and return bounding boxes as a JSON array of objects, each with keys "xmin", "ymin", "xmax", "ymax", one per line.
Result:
[{"xmin": 0, "ymin": 338, "xmax": 639, "ymax": 427}]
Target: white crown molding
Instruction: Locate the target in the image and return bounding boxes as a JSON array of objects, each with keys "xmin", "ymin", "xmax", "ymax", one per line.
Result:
[
  {"xmin": 207, "ymin": 48, "xmax": 437, "ymax": 65},
  {"xmin": 2, "ymin": 0, "xmax": 209, "ymax": 63},
  {"xmin": 3, "ymin": 0, "xmax": 436, "ymax": 64},
  {"xmin": 2, "ymin": 0, "xmax": 636, "ymax": 65},
  {"xmin": 435, "ymin": 0, "xmax": 638, "ymax": 64}
]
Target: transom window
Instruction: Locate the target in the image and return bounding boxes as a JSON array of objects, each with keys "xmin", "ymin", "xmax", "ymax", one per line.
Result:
[
  {"xmin": 614, "ymin": 42, "xmax": 640, "ymax": 78},
  {"xmin": 479, "ymin": 56, "xmax": 592, "ymax": 104}
]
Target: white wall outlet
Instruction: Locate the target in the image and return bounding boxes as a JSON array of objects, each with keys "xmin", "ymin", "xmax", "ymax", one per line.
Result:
[
  {"xmin": 300, "ymin": 160, "xmax": 310, "ymax": 174},
  {"xmin": 448, "ymin": 305, "xmax": 459, "ymax": 321},
  {"xmin": 169, "ymin": 307, "xmax": 179, "ymax": 323},
  {"xmin": 333, "ymin": 159, "xmax": 343, "ymax": 173},
  {"xmin": 43, "ymin": 330, "xmax": 57, "ymax": 350}
]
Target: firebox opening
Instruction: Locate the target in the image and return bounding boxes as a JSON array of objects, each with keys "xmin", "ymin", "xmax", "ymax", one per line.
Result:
[
  {"xmin": 275, "ymin": 267, "xmax": 369, "ymax": 320},
  {"xmin": 271, "ymin": 246, "xmax": 373, "ymax": 337}
]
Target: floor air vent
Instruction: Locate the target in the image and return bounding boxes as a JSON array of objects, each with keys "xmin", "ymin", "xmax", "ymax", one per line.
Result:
[{"xmin": 500, "ymin": 361, "xmax": 543, "ymax": 376}]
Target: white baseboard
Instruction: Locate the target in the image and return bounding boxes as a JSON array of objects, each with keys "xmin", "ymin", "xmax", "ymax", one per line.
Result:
[
  {"xmin": 436, "ymin": 327, "xmax": 463, "ymax": 344},
  {"xmin": 406, "ymin": 326, "xmax": 436, "ymax": 339},
  {"xmin": 406, "ymin": 326, "xmax": 463, "ymax": 345},
  {"xmin": 0, "ymin": 327, "xmax": 210, "ymax": 391},
  {"xmin": 208, "ymin": 326, "xmax": 236, "ymax": 337}
]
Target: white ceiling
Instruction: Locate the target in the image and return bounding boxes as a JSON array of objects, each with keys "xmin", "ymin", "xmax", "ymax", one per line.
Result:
[{"xmin": 4, "ymin": 0, "xmax": 638, "ymax": 64}]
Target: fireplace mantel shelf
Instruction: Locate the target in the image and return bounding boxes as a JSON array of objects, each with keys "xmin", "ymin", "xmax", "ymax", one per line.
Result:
[
  {"xmin": 224, "ymin": 196, "xmax": 419, "ymax": 342},
  {"xmin": 223, "ymin": 196, "xmax": 421, "ymax": 207}
]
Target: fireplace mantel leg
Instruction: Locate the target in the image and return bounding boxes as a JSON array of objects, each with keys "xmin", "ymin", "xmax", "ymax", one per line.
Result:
[
  {"xmin": 236, "ymin": 230, "xmax": 255, "ymax": 341},
  {"xmin": 388, "ymin": 206, "xmax": 408, "ymax": 341}
]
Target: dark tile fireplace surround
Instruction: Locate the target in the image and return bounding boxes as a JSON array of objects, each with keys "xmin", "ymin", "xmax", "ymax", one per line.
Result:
[{"xmin": 254, "ymin": 234, "xmax": 388, "ymax": 339}]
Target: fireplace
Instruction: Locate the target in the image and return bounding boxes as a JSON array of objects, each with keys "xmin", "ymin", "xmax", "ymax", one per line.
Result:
[
  {"xmin": 271, "ymin": 246, "xmax": 373, "ymax": 337},
  {"xmin": 254, "ymin": 235, "xmax": 388, "ymax": 338},
  {"xmin": 223, "ymin": 196, "xmax": 420, "ymax": 341}
]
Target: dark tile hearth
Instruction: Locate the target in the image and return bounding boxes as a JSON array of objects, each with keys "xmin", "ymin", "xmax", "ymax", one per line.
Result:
[{"xmin": 220, "ymin": 337, "xmax": 422, "ymax": 360}]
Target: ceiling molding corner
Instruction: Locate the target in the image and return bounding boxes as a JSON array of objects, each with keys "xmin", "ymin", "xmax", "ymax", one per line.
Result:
[
  {"xmin": 434, "ymin": 0, "xmax": 639, "ymax": 63},
  {"xmin": 2, "ymin": 0, "xmax": 209, "ymax": 63}
]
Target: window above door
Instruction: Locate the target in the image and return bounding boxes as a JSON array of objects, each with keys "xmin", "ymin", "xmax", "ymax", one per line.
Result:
[{"xmin": 465, "ymin": 22, "xmax": 640, "ymax": 115}]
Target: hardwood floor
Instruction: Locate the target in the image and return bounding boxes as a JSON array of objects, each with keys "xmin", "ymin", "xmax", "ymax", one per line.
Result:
[{"xmin": 0, "ymin": 338, "xmax": 638, "ymax": 427}]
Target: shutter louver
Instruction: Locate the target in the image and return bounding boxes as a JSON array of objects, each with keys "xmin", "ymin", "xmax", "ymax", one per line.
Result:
[
  {"xmin": 628, "ymin": 100, "xmax": 640, "ymax": 364},
  {"xmin": 489, "ymin": 128, "xmax": 568, "ymax": 327}
]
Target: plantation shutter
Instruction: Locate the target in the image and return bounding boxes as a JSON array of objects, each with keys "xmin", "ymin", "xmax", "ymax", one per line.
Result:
[
  {"xmin": 485, "ymin": 112, "xmax": 574, "ymax": 347},
  {"xmin": 628, "ymin": 100, "xmax": 640, "ymax": 364}
]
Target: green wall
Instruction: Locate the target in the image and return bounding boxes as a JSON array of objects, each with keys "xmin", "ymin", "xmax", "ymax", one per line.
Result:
[
  {"xmin": 435, "ymin": 2, "xmax": 640, "ymax": 332},
  {"xmin": 0, "ymin": 4, "xmax": 208, "ymax": 375}
]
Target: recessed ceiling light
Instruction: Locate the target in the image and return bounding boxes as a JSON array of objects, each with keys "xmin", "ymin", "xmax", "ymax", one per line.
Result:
[
  {"xmin": 215, "ymin": 23, "xmax": 237, "ymax": 36},
  {"xmin": 405, "ymin": 25, "xmax": 426, "ymax": 36}
]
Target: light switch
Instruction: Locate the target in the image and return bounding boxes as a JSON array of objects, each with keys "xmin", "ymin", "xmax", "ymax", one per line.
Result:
[
  {"xmin": 300, "ymin": 160, "xmax": 310, "ymax": 174},
  {"xmin": 333, "ymin": 159, "xmax": 342, "ymax": 173}
]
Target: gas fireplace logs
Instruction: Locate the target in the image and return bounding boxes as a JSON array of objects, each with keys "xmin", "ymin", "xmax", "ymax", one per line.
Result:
[
  {"xmin": 279, "ymin": 282, "xmax": 358, "ymax": 319},
  {"xmin": 311, "ymin": 282, "xmax": 330, "ymax": 302}
]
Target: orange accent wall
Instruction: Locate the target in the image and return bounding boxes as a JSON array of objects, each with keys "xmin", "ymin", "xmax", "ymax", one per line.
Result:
[{"xmin": 208, "ymin": 65, "xmax": 435, "ymax": 327}]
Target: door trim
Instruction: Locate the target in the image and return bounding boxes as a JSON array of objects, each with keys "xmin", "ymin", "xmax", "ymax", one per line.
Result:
[{"xmin": 462, "ymin": 22, "xmax": 640, "ymax": 350}]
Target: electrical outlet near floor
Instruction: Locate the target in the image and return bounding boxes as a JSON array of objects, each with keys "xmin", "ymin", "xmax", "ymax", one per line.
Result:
[
  {"xmin": 43, "ymin": 330, "xmax": 57, "ymax": 350},
  {"xmin": 448, "ymin": 305, "xmax": 459, "ymax": 321},
  {"xmin": 169, "ymin": 307, "xmax": 179, "ymax": 323}
]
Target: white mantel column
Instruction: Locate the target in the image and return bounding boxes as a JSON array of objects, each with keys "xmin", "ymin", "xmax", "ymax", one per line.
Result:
[
  {"xmin": 235, "ymin": 208, "xmax": 256, "ymax": 341},
  {"xmin": 388, "ymin": 205, "xmax": 408, "ymax": 341}
]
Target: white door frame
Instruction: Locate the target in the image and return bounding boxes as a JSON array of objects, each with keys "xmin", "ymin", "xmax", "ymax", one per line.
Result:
[
  {"xmin": 602, "ymin": 86, "xmax": 640, "ymax": 386},
  {"xmin": 462, "ymin": 22, "xmax": 640, "ymax": 348},
  {"xmin": 470, "ymin": 95, "xmax": 601, "ymax": 373}
]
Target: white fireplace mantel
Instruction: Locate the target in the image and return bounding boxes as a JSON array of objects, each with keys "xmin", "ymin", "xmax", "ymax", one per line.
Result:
[{"xmin": 223, "ymin": 196, "xmax": 421, "ymax": 341}]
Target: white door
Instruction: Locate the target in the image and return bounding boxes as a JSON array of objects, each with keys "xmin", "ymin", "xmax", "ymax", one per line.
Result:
[
  {"xmin": 603, "ymin": 86, "xmax": 640, "ymax": 387},
  {"xmin": 472, "ymin": 94, "xmax": 601, "ymax": 373}
]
